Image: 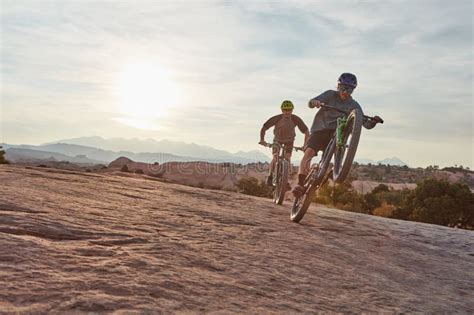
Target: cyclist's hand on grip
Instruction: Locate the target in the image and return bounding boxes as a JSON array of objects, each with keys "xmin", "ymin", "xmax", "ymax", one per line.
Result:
[
  {"xmin": 309, "ymin": 99, "xmax": 323, "ymax": 108},
  {"xmin": 258, "ymin": 140, "xmax": 267, "ymax": 146},
  {"xmin": 373, "ymin": 115, "xmax": 384, "ymax": 124}
]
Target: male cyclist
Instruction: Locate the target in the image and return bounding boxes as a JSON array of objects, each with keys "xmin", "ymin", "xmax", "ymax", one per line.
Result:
[
  {"xmin": 259, "ymin": 100, "xmax": 309, "ymax": 186},
  {"xmin": 292, "ymin": 73, "xmax": 383, "ymax": 197}
]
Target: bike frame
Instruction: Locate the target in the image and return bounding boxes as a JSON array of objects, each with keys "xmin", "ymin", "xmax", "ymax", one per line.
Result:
[
  {"xmin": 266, "ymin": 143, "xmax": 299, "ymax": 183},
  {"xmin": 336, "ymin": 116, "xmax": 348, "ymax": 147}
]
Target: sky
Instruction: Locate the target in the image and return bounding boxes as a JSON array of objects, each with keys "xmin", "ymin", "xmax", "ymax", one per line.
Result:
[{"xmin": 1, "ymin": 0, "xmax": 472, "ymax": 168}]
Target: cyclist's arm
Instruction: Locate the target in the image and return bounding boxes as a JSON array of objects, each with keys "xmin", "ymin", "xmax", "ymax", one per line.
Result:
[
  {"xmin": 356, "ymin": 103, "xmax": 378, "ymax": 129},
  {"xmin": 292, "ymin": 115, "xmax": 309, "ymax": 134},
  {"xmin": 260, "ymin": 115, "xmax": 281, "ymax": 141},
  {"xmin": 259, "ymin": 127, "xmax": 266, "ymax": 143},
  {"xmin": 303, "ymin": 130, "xmax": 309, "ymax": 146},
  {"xmin": 292, "ymin": 115, "xmax": 310, "ymax": 145},
  {"xmin": 309, "ymin": 90, "xmax": 332, "ymax": 108}
]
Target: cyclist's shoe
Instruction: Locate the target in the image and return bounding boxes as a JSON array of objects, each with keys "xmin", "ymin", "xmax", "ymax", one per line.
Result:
[
  {"xmin": 292, "ymin": 185, "xmax": 305, "ymax": 198},
  {"xmin": 266, "ymin": 174, "xmax": 273, "ymax": 186}
]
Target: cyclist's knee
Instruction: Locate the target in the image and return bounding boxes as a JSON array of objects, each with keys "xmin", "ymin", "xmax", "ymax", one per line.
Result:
[{"xmin": 304, "ymin": 147, "xmax": 316, "ymax": 158}]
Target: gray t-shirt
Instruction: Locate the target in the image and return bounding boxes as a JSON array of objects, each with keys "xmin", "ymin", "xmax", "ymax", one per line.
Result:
[{"xmin": 309, "ymin": 90, "xmax": 374, "ymax": 133}]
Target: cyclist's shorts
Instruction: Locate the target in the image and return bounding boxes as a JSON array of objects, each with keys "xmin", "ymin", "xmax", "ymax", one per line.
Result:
[
  {"xmin": 306, "ymin": 129, "xmax": 335, "ymax": 155},
  {"xmin": 272, "ymin": 141, "xmax": 294, "ymax": 155}
]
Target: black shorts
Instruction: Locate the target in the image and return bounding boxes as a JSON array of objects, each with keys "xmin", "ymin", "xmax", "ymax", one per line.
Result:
[
  {"xmin": 272, "ymin": 141, "xmax": 294, "ymax": 155},
  {"xmin": 306, "ymin": 130, "xmax": 335, "ymax": 155}
]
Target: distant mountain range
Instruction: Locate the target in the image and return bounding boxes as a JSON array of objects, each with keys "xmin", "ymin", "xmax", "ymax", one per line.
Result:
[
  {"xmin": 4, "ymin": 148, "xmax": 104, "ymax": 165},
  {"xmin": 1, "ymin": 137, "xmax": 271, "ymax": 165},
  {"xmin": 45, "ymin": 136, "xmax": 270, "ymax": 162},
  {"xmin": 1, "ymin": 136, "xmax": 407, "ymax": 167},
  {"xmin": 355, "ymin": 157, "xmax": 408, "ymax": 166}
]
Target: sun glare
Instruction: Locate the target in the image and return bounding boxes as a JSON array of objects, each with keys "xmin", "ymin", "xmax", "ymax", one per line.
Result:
[{"xmin": 116, "ymin": 62, "xmax": 181, "ymax": 129}]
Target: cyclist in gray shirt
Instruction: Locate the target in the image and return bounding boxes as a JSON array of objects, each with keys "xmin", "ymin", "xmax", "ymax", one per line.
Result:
[{"xmin": 293, "ymin": 73, "xmax": 383, "ymax": 197}]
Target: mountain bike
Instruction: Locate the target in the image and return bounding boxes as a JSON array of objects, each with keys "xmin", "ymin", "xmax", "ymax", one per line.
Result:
[
  {"xmin": 290, "ymin": 104, "xmax": 383, "ymax": 222},
  {"xmin": 262, "ymin": 142, "xmax": 303, "ymax": 205}
]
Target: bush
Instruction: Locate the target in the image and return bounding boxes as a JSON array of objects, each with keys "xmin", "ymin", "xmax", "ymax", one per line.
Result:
[
  {"xmin": 310, "ymin": 177, "xmax": 473, "ymax": 230},
  {"xmin": 150, "ymin": 168, "xmax": 165, "ymax": 178},
  {"xmin": 135, "ymin": 169, "xmax": 144, "ymax": 174},
  {"xmin": 120, "ymin": 165, "xmax": 130, "ymax": 172},
  {"xmin": 0, "ymin": 146, "xmax": 8, "ymax": 164},
  {"xmin": 373, "ymin": 203, "xmax": 396, "ymax": 218},
  {"xmin": 236, "ymin": 177, "xmax": 272, "ymax": 198},
  {"xmin": 399, "ymin": 179, "xmax": 473, "ymax": 228},
  {"xmin": 372, "ymin": 184, "xmax": 390, "ymax": 194},
  {"xmin": 315, "ymin": 181, "xmax": 367, "ymax": 213}
]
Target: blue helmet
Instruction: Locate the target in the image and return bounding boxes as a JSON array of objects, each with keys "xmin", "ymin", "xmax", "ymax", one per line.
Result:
[{"xmin": 338, "ymin": 73, "xmax": 357, "ymax": 87}]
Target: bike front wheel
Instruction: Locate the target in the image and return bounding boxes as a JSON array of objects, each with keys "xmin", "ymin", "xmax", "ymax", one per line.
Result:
[
  {"xmin": 333, "ymin": 108, "xmax": 363, "ymax": 183},
  {"xmin": 274, "ymin": 159, "xmax": 289, "ymax": 205},
  {"xmin": 290, "ymin": 139, "xmax": 336, "ymax": 223},
  {"xmin": 290, "ymin": 184, "xmax": 316, "ymax": 222}
]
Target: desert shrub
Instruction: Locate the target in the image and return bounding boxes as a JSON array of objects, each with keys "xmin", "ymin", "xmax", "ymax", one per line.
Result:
[
  {"xmin": 278, "ymin": 173, "xmax": 473, "ymax": 229},
  {"xmin": 373, "ymin": 202, "xmax": 396, "ymax": 218},
  {"xmin": 134, "ymin": 169, "xmax": 144, "ymax": 174},
  {"xmin": 396, "ymin": 179, "xmax": 473, "ymax": 228},
  {"xmin": 0, "ymin": 147, "xmax": 8, "ymax": 164},
  {"xmin": 315, "ymin": 181, "xmax": 367, "ymax": 213},
  {"xmin": 236, "ymin": 177, "xmax": 272, "ymax": 198},
  {"xmin": 362, "ymin": 186, "xmax": 410, "ymax": 215},
  {"xmin": 120, "ymin": 165, "xmax": 130, "ymax": 172},
  {"xmin": 376, "ymin": 189, "xmax": 410, "ymax": 206},
  {"xmin": 372, "ymin": 184, "xmax": 390, "ymax": 194},
  {"xmin": 149, "ymin": 169, "xmax": 165, "ymax": 178},
  {"xmin": 313, "ymin": 183, "xmax": 333, "ymax": 205}
]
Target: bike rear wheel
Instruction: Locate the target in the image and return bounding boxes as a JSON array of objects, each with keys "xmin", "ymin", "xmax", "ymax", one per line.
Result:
[
  {"xmin": 333, "ymin": 109, "xmax": 363, "ymax": 183},
  {"xmin": 274, "ymin": 159, "xmax": 289, "ymax": 205}
]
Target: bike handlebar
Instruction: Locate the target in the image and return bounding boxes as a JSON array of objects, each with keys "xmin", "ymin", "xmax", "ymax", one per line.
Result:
[
  {"xmin": 319, "ymin": 104, "xmax": 384, "ymax": 124},
  {"xmin": 260, "ymin": 142, "xmax": 304, "ymax": 152}
]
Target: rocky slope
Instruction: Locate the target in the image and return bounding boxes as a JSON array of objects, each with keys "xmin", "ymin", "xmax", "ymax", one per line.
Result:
[{"xmin": 1, "ymin": 165, "xmax": 473, "ymax": 313}]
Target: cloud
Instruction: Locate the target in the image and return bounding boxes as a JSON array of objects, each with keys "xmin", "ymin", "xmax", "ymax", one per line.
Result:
[{"xmin": 1, "ymin": 0, "xmax": 472, "ymax": 167}]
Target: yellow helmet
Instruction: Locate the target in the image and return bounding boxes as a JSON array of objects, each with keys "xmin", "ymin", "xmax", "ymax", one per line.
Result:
[{"xmin": 281, "ymin": 100, "xmax": 294, "ymax": 110}]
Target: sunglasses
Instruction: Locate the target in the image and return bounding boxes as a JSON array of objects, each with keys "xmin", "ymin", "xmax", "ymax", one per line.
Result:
[{"xmin": 338, "ymin": 84, "xmax": 354, "ymax": 94}]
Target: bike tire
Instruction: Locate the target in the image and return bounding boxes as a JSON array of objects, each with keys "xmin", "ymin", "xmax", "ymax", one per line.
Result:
[
  {"xmin": 272, "ymin": 160, "xmax": 280, "ymax": 204},
  {"xmin": 333, "ymin": 109, "xmax": 363, "ymax": 184},
  {"xmin": 290, "ymin": 139, "xmax": 336, "ymax": 223},
  {"xmin": 290, "ymin": 184, "xmax": 316, "ymax": 222},
  {"xmin": 274, "ymin": 159, "xmax": 289, "ymax": 205}
]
